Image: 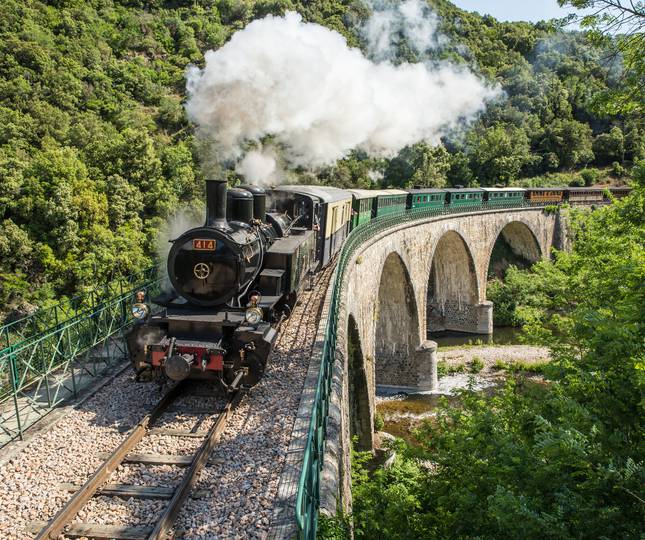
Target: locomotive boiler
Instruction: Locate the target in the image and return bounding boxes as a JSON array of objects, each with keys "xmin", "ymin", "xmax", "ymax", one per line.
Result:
[{"xmin": 126, "ymin": 179, "xmax": 317, "ymax": 388}]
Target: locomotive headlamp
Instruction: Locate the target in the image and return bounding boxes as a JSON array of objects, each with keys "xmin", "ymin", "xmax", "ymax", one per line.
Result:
[{"xmin": 244, "ymin": 307, "xmax": 263, "ymax": 325}]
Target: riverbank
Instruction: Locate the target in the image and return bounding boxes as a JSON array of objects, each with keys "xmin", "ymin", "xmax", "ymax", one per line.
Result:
[
  {"xmin": 376, "ymin": 344, "xmax": 552, "ymax": 444},
  {"xmin": 438, "ymin": 344, "xmax": 550, "ymax": 374}
]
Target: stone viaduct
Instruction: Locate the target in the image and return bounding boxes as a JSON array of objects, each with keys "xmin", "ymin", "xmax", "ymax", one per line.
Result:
[{"xmin": 319, "ymin": 207, "xmax": 568, "ymax": 517}]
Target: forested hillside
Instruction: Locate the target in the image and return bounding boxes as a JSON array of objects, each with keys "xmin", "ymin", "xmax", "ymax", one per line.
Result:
[{"xmin": 0, "ymin": 0, "xmax": 642, "ymax": 318}]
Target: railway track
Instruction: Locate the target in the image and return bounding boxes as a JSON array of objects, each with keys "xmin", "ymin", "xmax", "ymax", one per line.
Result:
[
  {"xmin": 274, "ymin": 262, "xmax": 336, "ymax": 353},
  {"xmin": 33, "ymin": 376, "xmax": 244, "ymax": 540},
  {"xmin": 23, "ymin": 262, "xmax": 336, "ymax": 540}
]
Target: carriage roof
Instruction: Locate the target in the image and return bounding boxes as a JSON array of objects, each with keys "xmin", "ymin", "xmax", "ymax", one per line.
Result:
[{"xmin": 271, "ymin": 185, "xmax": 351, "ymax": 203}]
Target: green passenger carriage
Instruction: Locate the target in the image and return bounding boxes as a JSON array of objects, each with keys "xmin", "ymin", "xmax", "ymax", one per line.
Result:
[
  {"xmin": 406, "ymin": 188, "xmax": 447, "ymax": 210},
  {"xmin": 481, "ymin": 187, "xmax": 525, "ymax": 206},
  {"xmin": 444, "ymin": 188, "xmax": 484, "ymax": 207},
  {"xmin": 375, "ymin": 189, "xmax": 408, "ymax": 217},
  {"xmin": 346, "ymin": 189, "xmax": 380, "ymax": 228}
]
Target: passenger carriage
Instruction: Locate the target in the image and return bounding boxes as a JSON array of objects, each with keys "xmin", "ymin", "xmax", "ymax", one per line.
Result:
[
  {"xmin": 374, "ymin": 189, "xmax": 408, "ymax": 217},
  {"xmin": 607, "ymin": 186, "xmax": 631, "ymax": 200},
  {"xmin": 525, "ymin": 187, "xmax": 565, "ymax": 204},
  {"xmin": 481, "ymin": 187, "xmax": 525, "ymax": 206},
  {"xmin": 565, "ymin": 187, "xmax": 604, "ymax": 205},
  {"xmin": 345, "ymin": 189, "xmax": 382, "ymax": 227},
  {"xmin": 405, "ymin": 188, "xmax": 447, "ymax": 210},
  {"xmin": 444, "ymin": 188, "xmax": 485, "ymax": 207}
]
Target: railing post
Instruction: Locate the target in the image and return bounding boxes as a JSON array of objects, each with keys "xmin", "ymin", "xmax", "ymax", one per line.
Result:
[{"xmin": 8, "ymin": 349, "xmax": 23, "ymax": 440}]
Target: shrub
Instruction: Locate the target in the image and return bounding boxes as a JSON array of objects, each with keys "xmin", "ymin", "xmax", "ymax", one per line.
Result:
[
  {"xmin": 469, "ymin": 357, "xmax": 484, "ymax": 373},
  {"xmin": 612, "ymin": 161, "xmax": 626, "ymax": 177},
  {"xmin": 569, "ymin": 176, "xmax": 584, "ymax": 187},
  {"xmin": 493, "ymin": 358, "xmax": 508, "ymax": 370},
  {"xmin": 580, "ymin": 168, "xmax": 601, "ymax": 186},
  {"xmin": 449, "ymin": 363, "xmax": 466, "ymax": 374},
  {"xmin": 318, "ymin": 513, "xmax": 350, "ymax": 540}
]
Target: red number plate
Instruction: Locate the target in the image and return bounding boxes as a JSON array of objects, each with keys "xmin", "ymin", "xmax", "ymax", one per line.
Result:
[{"xmin": 192, "ymin": 239, "xmax": 216, "ymax": 250}]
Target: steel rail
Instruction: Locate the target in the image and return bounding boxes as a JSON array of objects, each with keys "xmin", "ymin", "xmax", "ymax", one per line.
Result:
[
  {"xmin": 148, "ymin": 372, "xmax": 244, "ymax": 539},
  {"xmin": 35, "ymin": 378, "xmax": 242, "ymax": 540},
  {"xmin": 36, "ymin": 381, "xmax": 187, "ymax": 539}
]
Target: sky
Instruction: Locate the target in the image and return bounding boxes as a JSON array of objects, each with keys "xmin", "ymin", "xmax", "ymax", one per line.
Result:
[{"xmin": 450, "ymin": 0, "xmax": 585, "ymax": 23}]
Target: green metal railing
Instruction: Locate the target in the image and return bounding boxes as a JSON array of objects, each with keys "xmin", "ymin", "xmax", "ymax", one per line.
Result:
[
  {"xmin": 0, "ymin": 266, "xmax": 163, "ymax": 446},
  {"xmin": 294, "ymin": 200, "xmax": 550, "ymax": 539}
]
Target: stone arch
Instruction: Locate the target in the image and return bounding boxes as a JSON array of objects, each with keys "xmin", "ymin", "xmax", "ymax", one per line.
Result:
[
  {"xmin": 485, "ymin": 220, "xmax": 542, "ymax": 281},
  {"xmin": 374, "ymin": 252, "xmax": 420, "ymax": 386},
  {"xmin": 347, "ymin": 314, "xmax": 372, "ymax": 450},
  {"xmin": 426, "ymin": 230, "xmax": 480, "ymax": 333}
]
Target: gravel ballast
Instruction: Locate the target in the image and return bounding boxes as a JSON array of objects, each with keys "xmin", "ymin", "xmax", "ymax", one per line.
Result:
[{"xmin": 0, "ymin": 269, "xmax": 331, "ymax": 539}]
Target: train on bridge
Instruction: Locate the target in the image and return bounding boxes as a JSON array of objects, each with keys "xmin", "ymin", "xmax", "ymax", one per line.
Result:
[{"xmin": 127, "ymin": 182, "xmax": 629, "ymax": 389}]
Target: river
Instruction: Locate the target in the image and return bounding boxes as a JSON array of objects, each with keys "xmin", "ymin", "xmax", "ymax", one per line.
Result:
[
  {"xmin": 377, "ymin": 327, "xmax": 549, "ymax": 446},
  {"xmin": 427, "ymin": 326, "xmax": 524, "ymax": 347}
]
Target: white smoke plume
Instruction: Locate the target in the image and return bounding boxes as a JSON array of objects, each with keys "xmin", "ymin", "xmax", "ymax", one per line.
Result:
[
  {"xmin": 363, "ymin": 0, "xmax": 447, "ymax": 61},
  {"xmin": 368, "ymin": 170, "xmax": 385, "ymax": 184},
  {"xmin": 235, "ymin": 147, "xmax": 280, "ymax": 186},
  {"xmin": 156, "ymin": 205, "xmax": 205, "ymax": 290},
  {"xmin": 185, "ymin": 11, "xmax": 498, "ymax": 181}
]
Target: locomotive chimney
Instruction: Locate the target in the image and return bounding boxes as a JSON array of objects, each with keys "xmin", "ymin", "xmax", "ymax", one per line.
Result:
[{"xmin": 205, "ymin": 179, "xmax": 229, "ymax": 229}]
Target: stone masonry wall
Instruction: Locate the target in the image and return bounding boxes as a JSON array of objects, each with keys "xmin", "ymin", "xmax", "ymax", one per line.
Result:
[{"xmin": 319, "ymin": 207, "xmax": 560, "ymax": 520}]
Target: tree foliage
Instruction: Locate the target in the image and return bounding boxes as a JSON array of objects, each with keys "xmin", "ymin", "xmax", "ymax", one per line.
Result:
[
  {"xmin": 558, "ymin": 0, "xmax": 644, "ymax": 115},
  {"xmin": 1, "ymin": 0, "xmax": 643, "ymax": 317}
]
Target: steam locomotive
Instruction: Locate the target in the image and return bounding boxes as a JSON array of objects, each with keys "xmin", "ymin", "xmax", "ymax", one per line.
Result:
[
  {"xmin": 126, "ymin": 179, "xmax": 351, "ymax": 388},
  {"xmin": 126, "ymin": 180, "xmax": 629, "ymax": 389}
]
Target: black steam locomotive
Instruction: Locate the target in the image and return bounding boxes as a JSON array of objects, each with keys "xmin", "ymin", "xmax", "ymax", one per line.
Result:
[{"xmin": 126, "ymin": 179, "xmax": 351, "ymax": 388}]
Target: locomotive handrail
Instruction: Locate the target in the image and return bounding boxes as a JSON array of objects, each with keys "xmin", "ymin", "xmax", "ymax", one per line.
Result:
[{"xmin": 294, "ymin": 199, "xmax": 559, "ymax": 538}]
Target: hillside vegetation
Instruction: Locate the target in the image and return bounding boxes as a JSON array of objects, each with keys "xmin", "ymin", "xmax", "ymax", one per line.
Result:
[{"xmin": 0, "ymin": 0, "xmax": 642, "ymax": 317}]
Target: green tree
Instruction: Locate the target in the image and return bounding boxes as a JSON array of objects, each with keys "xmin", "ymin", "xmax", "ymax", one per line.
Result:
[
  {"xmin": 541, "ymin": 118, "xmax": 594, "ymax": 169},
  {"xmin": 593, "ymin": 125, "xmax": 625, "ymax": 164},
  {"xmin": 385, "ymin": 143, "xmax": 451, "ymax": 188},
  {"xmin": 467, "ymin": 124, "xmax": 536, "ymax": 185},
  {"xmin": 559, "ymin": 0, "xmax": 645, "ymax": 115}
]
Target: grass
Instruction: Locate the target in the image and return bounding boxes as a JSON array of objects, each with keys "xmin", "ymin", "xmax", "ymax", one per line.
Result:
[
  {"xmin": 438, "ymin": 360, "xmax": 466, "ymax": 377},
  {"xmin": 493, "ymin": 358, "xmax": 549, "ymax": 374}
]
